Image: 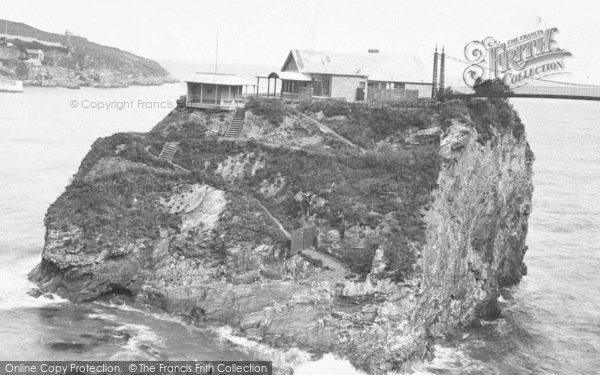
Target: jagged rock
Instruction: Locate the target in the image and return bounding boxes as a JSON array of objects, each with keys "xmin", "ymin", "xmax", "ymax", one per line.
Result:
[
  {"xmin": 27, "ymin": 287, "xmax": 43, "ymax": 298},
  {"xmin": 29, "ymin": 99, "xmax": 533, "ymax": 374}
]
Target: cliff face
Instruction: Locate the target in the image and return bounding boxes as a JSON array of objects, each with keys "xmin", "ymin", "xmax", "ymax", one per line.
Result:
[
  {"xmin": 0, "ymin": 20, "xmax": 176, "ymax": 88},
  {"xmin": 29, "ymin": 98, "xmax": 533, "ymax": 373}
]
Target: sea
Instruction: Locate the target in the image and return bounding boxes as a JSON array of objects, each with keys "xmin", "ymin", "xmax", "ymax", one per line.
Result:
[{"xmin": 0, "ymin": 83, "xmax": 599, "ymax": 374}]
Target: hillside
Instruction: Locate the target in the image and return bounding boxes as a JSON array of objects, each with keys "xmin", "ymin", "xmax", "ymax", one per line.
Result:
[
  {"xmin": 29, "ymin": 97, "xmax": 533, "ymax": 373},
  {"xmin": 0, "ymin": 19, "xmax": 176, "ymax": 88}
]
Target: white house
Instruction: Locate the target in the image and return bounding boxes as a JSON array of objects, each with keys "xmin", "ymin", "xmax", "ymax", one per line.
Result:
[{"xmin": 258, "ymin": 49, "xmax": 433, "ymax": 102}]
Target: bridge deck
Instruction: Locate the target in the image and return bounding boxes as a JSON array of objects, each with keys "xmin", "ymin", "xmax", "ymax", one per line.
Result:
[{"xmin": 448, "ymin": 93, "xmax": 600, "ymax": 102}]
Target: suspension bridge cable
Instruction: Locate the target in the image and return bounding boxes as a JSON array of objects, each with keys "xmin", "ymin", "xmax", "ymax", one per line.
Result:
[
  {"xmin": 445, "ymin": 54, "xmax": 600, "ymax": 89},
  {"xmin": 389, "ymin": 53, "xmax": 434, "ymax": 80}
]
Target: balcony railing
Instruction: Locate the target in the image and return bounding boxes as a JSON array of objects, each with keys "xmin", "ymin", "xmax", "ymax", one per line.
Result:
[{"xmin": 186, "ymin": 98, "xmax": 246, "ymax": 110}]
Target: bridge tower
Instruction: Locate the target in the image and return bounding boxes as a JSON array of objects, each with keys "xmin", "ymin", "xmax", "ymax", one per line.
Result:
[
  {"xmin": 431, "ymin": 46, "xmax": 439, "ymax": 99},
  {"xmin": 439, "ymin": 47, "xmax": 446, "ymax": 101}
]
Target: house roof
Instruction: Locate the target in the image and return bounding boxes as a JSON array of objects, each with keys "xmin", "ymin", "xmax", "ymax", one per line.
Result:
[
  {"xmin": 185, "ymin": 72, "xmax": 256, "ymax": 86},
  {"xmin": 256, "ymin": 71, "xmax": 312, "ymax": 81},
  {"xmin": 285, "ymin": 49, "xmax": 433, "ymax": 83}
]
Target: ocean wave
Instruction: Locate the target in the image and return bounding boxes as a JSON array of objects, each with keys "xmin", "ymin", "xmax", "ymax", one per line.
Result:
[
  {"xmin": 95, "ymin": 301, "xmax": 192, "ymax": 326},
  {"xmin": 111, "ymin": 322, "xmax": 166, "ymax": 360},
  {"xmin": 409, "ymin": 345, "xmax": 486, "ymax": 375},
  {"xmin": 0, "ymin": 252, "xmax": 67, "ymax": 311},
  {"xmin": 215, "ymin": 326, "xmax": 313, "ymax": 372},
  {"xmin": 83, "ymin": 307, "xmax": 167, "ymax": 360}
]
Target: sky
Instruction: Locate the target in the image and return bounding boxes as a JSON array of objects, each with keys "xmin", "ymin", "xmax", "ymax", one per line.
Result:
[{"xmin": 2, "ymin": 0, "xmax": 599, "ymax": 84}]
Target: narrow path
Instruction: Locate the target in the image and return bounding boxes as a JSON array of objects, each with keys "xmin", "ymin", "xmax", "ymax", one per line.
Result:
[
  {"xmin": 169, "ymin": 162, "xmax": 191, "ymax": 173},
  {"xmin": 292, "ymin": 109, "xmax": 364, "ymax": 151},
  {"xmin": 301, "ymin": 248, "xmax": 350, "ymax": 276},
  {"xmin": 249, "ymin": 195, "xmax": 291, "ymax": 240},
  {"xmin": 146, "ymin": 146, "xmax": 191, "ymax": 173}
]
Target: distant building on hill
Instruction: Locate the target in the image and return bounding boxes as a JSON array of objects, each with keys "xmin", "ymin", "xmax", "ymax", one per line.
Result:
[
  {"xmin": 257, "ymin": 49, "xmax": 433, "ymax": 102},
  {"xmin": 25, "ymin": 48, "xmax": 44, "ymax": 65}
]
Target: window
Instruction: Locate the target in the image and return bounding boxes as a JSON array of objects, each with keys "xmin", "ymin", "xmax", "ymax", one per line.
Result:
[{"xmin": 312, "ymin": 74, "xmax": 331, "ymax": 97}]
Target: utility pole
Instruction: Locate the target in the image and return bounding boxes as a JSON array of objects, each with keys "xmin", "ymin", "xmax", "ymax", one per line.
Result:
[
  {"xmin": 214, "ymin": 28, "xmax": 219, "ymax": 73},
  {"xmin": 1, "ymin": 19, "xmax": 7, "ymax": 46}
]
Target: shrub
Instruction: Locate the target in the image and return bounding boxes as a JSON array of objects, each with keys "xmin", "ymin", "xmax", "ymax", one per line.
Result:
[
  {"xmin": 245, "ymin": 97, "xmax": 287, "ymax": 125},
  {"xmin": 473, "ymin": 78, "xmax": 512, "ymax": 96},
  {"xmin": 296, "ymin": 100, "xmax": 352, "ymax": 117},
  {"xmin": 468, "ymin": 96, "xmax": 525, "ymax": 143},
  {"xmin": 337, "ymin": 106, "xmax": 431, "ymax": 146}
]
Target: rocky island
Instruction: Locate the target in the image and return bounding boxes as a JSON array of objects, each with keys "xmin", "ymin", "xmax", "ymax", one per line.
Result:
[
  {"xmin": 29, "ymin": 97, "xmax": 533, "ymax": 374},
  {"xmin": 0, "ymin": 19, "xmax": 176, "ymax": 88}
]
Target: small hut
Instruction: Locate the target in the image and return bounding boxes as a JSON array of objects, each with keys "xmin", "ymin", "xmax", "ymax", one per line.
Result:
[{"xmin": 185, "ymin": 72, "xmax": 256, "ymax": 110}]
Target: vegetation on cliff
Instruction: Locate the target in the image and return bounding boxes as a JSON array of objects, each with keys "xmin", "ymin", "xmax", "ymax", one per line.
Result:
[{"xmin": 30, "ymin": 97, "xmax": 533, "ymax": 374}]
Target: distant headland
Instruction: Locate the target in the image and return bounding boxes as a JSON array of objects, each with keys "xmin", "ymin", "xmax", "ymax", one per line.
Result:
[{"xmin": 0, "ymin": 19, "xmax": 177, "ymax": 89}]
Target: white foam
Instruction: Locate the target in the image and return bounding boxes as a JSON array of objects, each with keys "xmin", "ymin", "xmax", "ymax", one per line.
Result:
[
  {"xmin": 215, "ymin": 326, "xmax": 313, "ymax": 370},
  {"xmin": 86, "ymin": 307, "xmax": 167, "ymax": 360},
  {"xmin": 295, "ymin": 353, "xmax": 367, "ymax": 375},
  {"xmin": 95, "ymin": 301, "xmax": 190, "ymax": 326},
  {"xmin": 0, "ymin": 253, "xmax": 67, "ymax": 310},
  {"xmin": 112, "ymin": 322, "xmax": 166, "ymax": 360},
  {"xmin": 87, "ymin": 312, "xmax": 120, "ymax": 321},
  {"xmin": 409, "ymin": 345, "xmax": 483, "ymax": 374}
]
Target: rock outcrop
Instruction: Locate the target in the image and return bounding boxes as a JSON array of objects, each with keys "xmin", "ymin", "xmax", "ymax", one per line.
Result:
[{"xmin": 30, "ymin": 97, "xmax": 533, "ymax": 373}]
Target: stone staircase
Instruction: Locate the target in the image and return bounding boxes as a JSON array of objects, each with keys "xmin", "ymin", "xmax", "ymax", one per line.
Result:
[
  {"xmin": 224, "ymin": 108, "xmax": 246, "ymax": 138},
  {"xmin": 158, "ymin": 142, "xmax": 178, "ymax": 162}
]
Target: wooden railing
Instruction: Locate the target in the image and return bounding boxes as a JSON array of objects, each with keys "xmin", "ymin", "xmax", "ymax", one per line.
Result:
[
  {"xmin": 186, "ymin": 98, "xmax": 246, "ymax": 110},
  {"xmin": 242, "ymin": 93, "xmax": 346, "ymax": 103}
]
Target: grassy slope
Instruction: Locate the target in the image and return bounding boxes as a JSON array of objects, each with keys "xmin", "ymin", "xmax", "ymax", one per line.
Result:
[
  {"xmin": 47, "ymin": 98, "xmax": 523, "ymax": 281},
  {"xmin": 50, "ymin": 100, "xmax": 442, "ymax": 280}
]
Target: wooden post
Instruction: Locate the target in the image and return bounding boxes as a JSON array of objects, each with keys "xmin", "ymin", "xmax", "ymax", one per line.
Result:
[
  {"xmin": 267, "ymin": 78, "xmax": 270, "ymax": 98},
  {"xmin": 215, "ymin": 85, "xmax": 218, "ymax": 105},
  {"xmin": 274, "ymin": 79, "xmax": 277, "ymax": 97},
  {"xmin": 200, "ymin": 83, "xmax": 203, "ymax": 104},
  {"xmin": 228, "ymin": 86, "xmax": 231, "ymax": 101}
]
